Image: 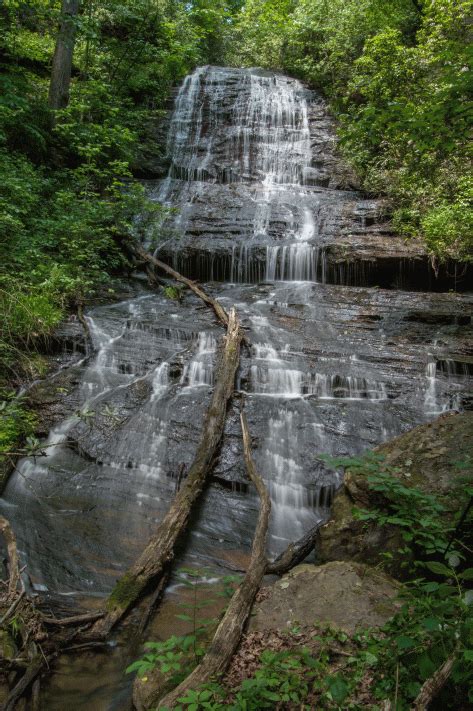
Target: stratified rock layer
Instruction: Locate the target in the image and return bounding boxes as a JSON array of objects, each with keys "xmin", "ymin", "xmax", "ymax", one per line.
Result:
[{"xmin": 149, "ymin": 66, "xmax": 471, "ymax": 291}]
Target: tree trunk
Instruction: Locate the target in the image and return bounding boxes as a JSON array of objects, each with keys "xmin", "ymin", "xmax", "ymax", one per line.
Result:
[
  {"xmin": 87, "ymin": 309, "xmax": 242, "ymax": 639},
  {"xmin": 266, "ymin": 522, "xmax": 319, "ymax": 576},
  {"xmin": 0, "ymin": 516, "xmax": 20, "ymax": 594},
  {"xmin": 158, "ymin": 411, "xmax": 270, "ymax": 710},
  {"xmin": 48, "ymin": 0, "xmax": 80, "ymax": 110}
]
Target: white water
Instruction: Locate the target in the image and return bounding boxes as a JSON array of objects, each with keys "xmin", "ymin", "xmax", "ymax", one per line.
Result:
[{"xmin": 181, "ymin": 332, "xmax": 218, "ymax": 387}]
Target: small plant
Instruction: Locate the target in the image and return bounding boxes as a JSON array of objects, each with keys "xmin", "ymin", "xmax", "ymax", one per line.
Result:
[
  {"xmin": 0, "ymin": 391, "xmax": 37, "ymax": 457},
  {"xmin": 126, "ymin": 569, "xmax": 240, "ymax": 683},
  {"xmin": 163, "ymin": 285, "xmax": 184, "ymax": 302}
]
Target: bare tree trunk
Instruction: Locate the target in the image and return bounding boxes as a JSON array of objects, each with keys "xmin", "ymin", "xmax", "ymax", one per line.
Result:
[
  {"xmin": 158, "ymin": 411, "xmax": 270, "ymax": 710},
  {"xmin": 266, "ymin": 522, "xmax": 319, "ymax": 575},
  {"xmin": 87, "ymin": 309, "xmax": 242, "ymax": 639},
  {"xmin": 0, "ymin": 516, "xmax": 20, "ymax": 594},
  {"xmin": 48, "ymin": 0, "xmax": 80, "ymax": 110}
]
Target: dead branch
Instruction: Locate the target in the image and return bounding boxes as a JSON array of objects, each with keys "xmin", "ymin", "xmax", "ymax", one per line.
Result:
[
  {"xmin": 266, "ymin": 522, "xmax": 319, "ymax": 576},
  {"xmin": 0, "ymin": 589, "xmax": 25, "ymax": 625},
  {"xmin": 133, "ymin": 244, "xmax": 229, "ymax": 329},
  {"xmin": 157, "ymin": 410, "xmax": 270, "ymax": 710},
  {"xmin": 31, "ymin": 678, "xmax": 40, "ymax": 711},
  {"xmin": 86, "ymin": 308, "xmax": 242, "ymax": 639},
  {"xmin": 3, "ymin": 655, "xmax": 50, "ymax": 711},
  {"xmin": 138, "ymin": 571, "xmax": 170, "ymax": 635},
  {"xmin": 0, "ymin": 516, "xmax": 20, "ymax": 594},
  {"xmin": 40, "ymin": 611, "xmax": 105, "ymax": 627},
  {"xmin": 412, "ymin": 649, "xmax": 458, "ymax": 710}
]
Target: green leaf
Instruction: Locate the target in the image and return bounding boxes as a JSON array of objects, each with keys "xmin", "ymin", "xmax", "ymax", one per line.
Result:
[
  {"xmin": 421, "ymin": 618, "xmax": 441, "ymax": 631},
  {"xmin": 396, "ymin": 636, "xmax": 415, "ymax": 650},
  {"xmin": 447, "ymin": 552, "xmax": 461, "ymax": 568},
  {"xmin": 459, "ymin": 568, "xmax": 473, "ymax": 580},
  {"xmin": 464, "ymin": 590, "xmax": 473, "ymax": 605},
  {"xmin": 417, "ymin": 652, "xmax": 436, "ymax": 679},
  {"xmin": 424, "ymin": 561, "xmax": 453, "ymax": 577},
  {"xmin": 328, "ymin": 675, "xmax": 349, "ymax": 704}
]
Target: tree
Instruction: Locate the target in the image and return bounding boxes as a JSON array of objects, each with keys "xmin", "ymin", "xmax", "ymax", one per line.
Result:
[{"xmin": 48, "ymin": 0, "xmax": 80, "ymax": 110}]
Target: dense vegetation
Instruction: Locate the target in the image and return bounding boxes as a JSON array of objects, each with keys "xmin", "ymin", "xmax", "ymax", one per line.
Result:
[
  {"xmin": 0, "ymin": 0, "xmax": 243, "ymax": 451},
  {"xmin": 0, "ymin": 1, "xmax": 243, "ymax": 386}
]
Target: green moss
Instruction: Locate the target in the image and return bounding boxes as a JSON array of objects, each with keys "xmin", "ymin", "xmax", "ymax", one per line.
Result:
[
  {"xmin": 0, "ymin": 392, "xmax": 37, "ymax": 455},
  {"xmin": 0, "ymin": 629, "xmax": 16, "ymax": 660},
  {"xmin": 107, "ymin": 573, "xmax": 142, "ymax": 611}
]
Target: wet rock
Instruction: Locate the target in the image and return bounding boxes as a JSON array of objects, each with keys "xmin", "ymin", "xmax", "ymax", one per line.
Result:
[
  {"xmin": 250, "ymin": 561, "xmax": 402, "ymax": 634},
  {"xmin": 317, "ymin": 412, "xmax": 473, "ymax": 572},
  {"xmin": 27, "ymin": 368, "xmax": 84, "ymax": 436}
]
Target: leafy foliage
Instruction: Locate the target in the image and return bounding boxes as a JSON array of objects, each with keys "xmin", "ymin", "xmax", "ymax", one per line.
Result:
[
  {"xmin": 0, "ymin": 391, "xmax": 37, "ymax": 456},
  {"xmin": 126, "ymin": 568, "xmax": 240, "ymax": 684},
  {"xmin": 0, "ymin": 0, "xmax": 243, "ymax": 388}
]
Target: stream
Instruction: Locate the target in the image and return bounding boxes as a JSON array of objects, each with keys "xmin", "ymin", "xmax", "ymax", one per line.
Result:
[{"xmin": 1, "ymin": 66, "xmax": 472, "ymax": 710}]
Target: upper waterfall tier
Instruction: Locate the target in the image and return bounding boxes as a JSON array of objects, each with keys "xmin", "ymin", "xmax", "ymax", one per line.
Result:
[
  {"xmin": 167, "ymin": 66, "xmax": 313, "ymax": 186},
  {"xmin": 148, "ymin": 67, "xmax": 470, "ymax": 291}
]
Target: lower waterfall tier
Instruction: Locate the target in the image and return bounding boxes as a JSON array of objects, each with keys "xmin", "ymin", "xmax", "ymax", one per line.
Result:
[{"xmin": 2, "ymin": 281, "xmax": 471, "ymax": 598}]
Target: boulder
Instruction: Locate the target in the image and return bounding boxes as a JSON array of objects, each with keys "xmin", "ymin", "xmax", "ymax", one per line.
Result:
[
  {"xmin": 317, "ymin": 412, "xmax": 473, "ymax": 571},
  {"xmin": 250, "ymin": 561, "xmax": 402, "ymax": 634}
]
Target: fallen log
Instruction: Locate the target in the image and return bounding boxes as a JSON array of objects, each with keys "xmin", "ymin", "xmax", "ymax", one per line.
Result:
[
  {"xmin": 87, "ymin": 308, "xmax": 242, "ymax": 639},
  {"xmin": 157, "ymin": 411, "xmax": 270, "ymax": 710},
  {"xmin": 40, "ymin": 610, "xmax": 105, "ymax": 627},
  {"xmin": 138, "ymin": 569, "xmax": 170, "ymax": 635},
  {"xmin": 266, "ymin": 522, "xmax": 319, "ymax": 576},
  {"xmin": 133, "ymin": 244, "xmax": 229, "ymax": 329}
]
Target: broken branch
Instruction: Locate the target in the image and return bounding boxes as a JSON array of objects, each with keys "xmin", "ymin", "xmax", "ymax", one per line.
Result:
[
  {"xmin": 132, "ymin": 244, "xmax": 230, "ymax": 329},
  {"xmin": 0, "ymin": 516, "xmax": 20, "ymax": 594}
]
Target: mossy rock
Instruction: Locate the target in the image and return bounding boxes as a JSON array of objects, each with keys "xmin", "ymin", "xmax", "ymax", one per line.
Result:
[{"xmin": 317, "ymin": 412, "xmax": 473, "ymax": 574}]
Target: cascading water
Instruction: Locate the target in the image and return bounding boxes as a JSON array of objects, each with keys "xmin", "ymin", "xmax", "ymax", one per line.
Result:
[
  {"xmin": 1, "ymin": 66, "xmax": 472, "ymax": 709},
  {"xmin": 156, "ymin": 67, "xmax": 326, "ymax": 287}
]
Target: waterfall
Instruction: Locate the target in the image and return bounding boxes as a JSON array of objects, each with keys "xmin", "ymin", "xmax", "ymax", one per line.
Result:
[
  {"xmin": 181, "ymin": 332, "xmax": 218, "ymax": 387},
  {"xmin": 3, "ymin": 66, "xmax": 471, "ymax": 624},
  {"xmin": 156, "ymin": 67, "xmax": 322, "ymax": 284}
]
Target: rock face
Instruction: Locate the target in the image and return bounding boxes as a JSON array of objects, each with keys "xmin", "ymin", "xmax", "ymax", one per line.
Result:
[
  {"xmin": 317, "ymin": 411, "xmax": 473, "ymax": 570},
  {"xmin": 250, "ymin": 562, "xmax": 402, "ymax": 634}
]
